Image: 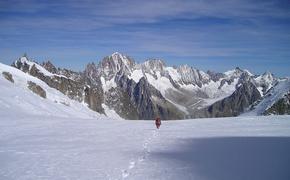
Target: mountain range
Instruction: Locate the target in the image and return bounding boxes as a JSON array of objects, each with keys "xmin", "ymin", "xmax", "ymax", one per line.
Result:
[{"xmin": 1, "ymin": 52, "xmax": 290, "ymax": 120}]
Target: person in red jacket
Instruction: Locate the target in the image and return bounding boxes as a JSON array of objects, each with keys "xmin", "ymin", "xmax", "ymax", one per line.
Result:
[{"xmin": 155, "ymin": 117, "xmax": 161, "ymax": 129}]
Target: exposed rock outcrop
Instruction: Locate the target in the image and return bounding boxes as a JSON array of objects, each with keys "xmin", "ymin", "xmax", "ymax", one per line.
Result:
[
  {"xmin": 42, "ymin": 61, "xmax": 58, "ymax": 74},
  {"xmin": 2, "ymin": 71, "xmax": 14, "ymax": 83},
  {"xmin": 264, "ymin": 92, "xmax": 290, "ymax": 115},
  {"xmin": 27, "ymin": 81, "xmax": 46, "ymax": 98}
]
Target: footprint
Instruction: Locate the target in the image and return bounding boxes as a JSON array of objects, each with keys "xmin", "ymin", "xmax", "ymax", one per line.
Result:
[
  {"xmin": 122, "ymin": 170, "xmax": 129, "ymax": 178},
  {"xmin": 129, "ymin": 162, "xmax": 135, "ymax": 169},
  {"xmin": 153, "ymin": 130, "xmax": 158, "ymax": 137},
  {"xmin": 138, "ymin": 157, "xmax": 144, "ymax": 162}
]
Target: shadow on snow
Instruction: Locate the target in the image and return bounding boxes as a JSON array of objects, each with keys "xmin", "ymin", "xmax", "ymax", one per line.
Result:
[{"xmin": 151, "ymin": 136, "xmax": 290, "ymax": 180}]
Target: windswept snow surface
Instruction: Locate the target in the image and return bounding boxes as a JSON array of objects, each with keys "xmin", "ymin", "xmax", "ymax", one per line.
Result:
[{"xmin": 1, "ymin": 112, "xmax": 290, "ymax": 180}]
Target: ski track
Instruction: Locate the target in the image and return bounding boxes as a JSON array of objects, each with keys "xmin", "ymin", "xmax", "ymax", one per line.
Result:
[{"xmin": 121, "ymin": 129, "xmax": 159, "ymax": 179}]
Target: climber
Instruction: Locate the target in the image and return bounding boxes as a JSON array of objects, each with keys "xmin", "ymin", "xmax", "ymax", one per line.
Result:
[{"xmin": 155, "ymin": 117, "xmax": 161, "ymax": 129}]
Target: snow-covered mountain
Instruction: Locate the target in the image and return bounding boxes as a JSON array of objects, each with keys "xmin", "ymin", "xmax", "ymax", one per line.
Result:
[
  {"xmin": 242, "ymin": 78, "xmax": 290, "ymax": 116},
  {"xmin": 2, "ymin": 52, "xmax": 289, "ymax": 119},
  {"xmin": 1, "ymin": 58, "xmax": 121, "ymax": 119}
]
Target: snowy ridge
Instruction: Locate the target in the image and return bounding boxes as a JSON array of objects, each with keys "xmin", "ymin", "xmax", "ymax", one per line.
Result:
[
  {"xmin": 89, "ymin": 52, "xmax": 279, "ymax": 117},
  {"xmin": 242, "ymin": 78, "xmax": 290, "ymax": 116},
  {"xmin": 142, "ymin": 59, "xmax": 166, "ymax": 73},
  {"xmin": 0, "ymin": 62, "xmax": 113, "ymax": 119},
  {"xmin": 14, "ymin": 56, "xmax": 68, "ymax": 79}
]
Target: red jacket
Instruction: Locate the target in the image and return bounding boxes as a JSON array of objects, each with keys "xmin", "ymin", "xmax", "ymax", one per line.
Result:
[{"xmin": 155, "ymin": 118, "xmax": 161, "ymax": 125}]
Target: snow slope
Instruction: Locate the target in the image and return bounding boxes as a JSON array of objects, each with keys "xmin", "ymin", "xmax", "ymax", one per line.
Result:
[
  {"xmin": 1, "ymin": 111, "xmax": 290, "ymax": 180},
  {"xmin": 242, "ymin": 78, "xmax": 290, "ymax": 116},
  {"xmin": 0, "ymin": 62, "xmax": 115, "ymax": 119}
]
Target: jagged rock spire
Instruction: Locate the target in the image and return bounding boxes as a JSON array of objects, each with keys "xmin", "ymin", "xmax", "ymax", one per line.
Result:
[{"xmin": 97, "ymin": 52, "xmax": 135, "ymax": 80}]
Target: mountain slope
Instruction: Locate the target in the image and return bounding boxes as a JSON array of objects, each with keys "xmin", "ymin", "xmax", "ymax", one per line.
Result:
[
  {"xmin": 6, "ymin": 52, "xmax": 288, "ymax": 119},
  {"xmin": 0, "ymin": 62, "xmax": 119, "ymax": 119},
  {"xmin": 198, "ymin": 81, "xmax": 262, "ymax": 118},
  {"xmin": 13, "ymin": 56, "xmax": 106, "ymax": 114},
  {"xmin": 242, "ymin": 78, "xmax": 290, "ymax": 116}
]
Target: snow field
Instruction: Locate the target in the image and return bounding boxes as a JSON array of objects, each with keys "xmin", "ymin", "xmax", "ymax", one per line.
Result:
[{"xmin": 1, "ymin": 114, "xmax": 289, "ymax": 180}]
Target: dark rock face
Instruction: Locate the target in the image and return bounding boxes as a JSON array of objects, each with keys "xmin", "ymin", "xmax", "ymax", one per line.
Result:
[
  {"xmin": 218, "ymin": 79, "xmax": 233, "ymax": 89},
  {"xmin": 112, "ymin": 75, "xmax": 184, "ymax": 120},
  {"xmin": 264, "ymin": 92, "xmax": 290, "ymax": 115},
  {"xmin": 27, "ymin": 81, "xmax": 46, "ymax": 98},
  {"xmin": 42, "ymin": 61, "xmax": 57, "ymax": 74},
  {"xmin": 207, "ymin": 70, "xmax": 225, "ymax": 82},
  {"xmin": 2, "ymin": 71, "xmax": 14, "ymax": 83},
  {"xmin": 133, "ymin": 77, "xmax": 159, "ymax": 119},
  {"xmin": 105, "ymin": 87, "xmax": 139, "ymax": 119},
  {"xmin": 83, "ymin": 63, "xmax": 105, "ymax": 114},
  {"xmin": 13, "ymin": 59, "xmax": 30, "ymax": 73},
  {"xmin": 32, "ymin": 65, "xmax": 104, "ymax": 114},
  {"xmin": 84, "ymin": 63, "xmax": 99, "ymax": 83},
  {"xmin": 59, "ymin": 68, "xmax": 82, "ymax": 81},
  {"xmin": 130, "ymin": 77, "xmax": 184, "ymax": 120},
  {"xmin": 84, "ymin": 86, "xmax": 104, "ymax": 113},
  {"xmin": 199, "ymin": 81, "xmax": 262, "ymax": 118},
  {"xmin": 29, "ymin": 64, "xmax": 84, "ymax": 101}
]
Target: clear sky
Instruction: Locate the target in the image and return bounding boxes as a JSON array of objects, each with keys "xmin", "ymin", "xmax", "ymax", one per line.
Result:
[{"xmin": 0, "ymin": 0, "xmax": 290, "ymax": 76}]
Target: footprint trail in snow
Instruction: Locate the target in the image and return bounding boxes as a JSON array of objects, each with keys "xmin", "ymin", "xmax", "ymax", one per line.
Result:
[{"xmin": 121, "ymin": 129, "xmax": 159, "ymax": 179}]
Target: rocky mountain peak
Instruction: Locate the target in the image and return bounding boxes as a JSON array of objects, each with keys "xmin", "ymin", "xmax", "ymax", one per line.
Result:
[
  {"xmin": 12, "ymin": 55, "xmax": 33, "ymax": 73},
  {"xmin": 110, "ymin": 52, "xmax": 135, "ymax": 69},
  {"xmin": 19, "ymin": 56, "xmax": 29, "ymax": 63},
  {"xmin": 237, "ymin": 71, "xmax": 255, "ymax": 86},
  {"xmin": 262, "ymin": 71, "xmax": 274, "ymax": 81},
  {"xmin": 177, "ymin": 64, "xmax": 203, "ymax": 86},
  {"xmin": 84, "ymin": 62, "xmax": 100, "ymax": 83},
  {"xmin": 224, "ymin": 67, "xmax": 246, "ymax": 79},
  {"xmin": 98, "ymin": 52, "xmax": 135, "ymax": 80},
  {"xmin": 85, "ymin": 62, "xmax": 97, "ymax": 76},
  {"xmin": 14, "ymin": 55, "xmax": 31, "ymax": 65},
  {"xmin": 42, "ymin": 60, "xmax": 57, "ymax": 74},
  {"xmin": 207, "ymin": 70, "xmax": 225, "ymax": 82},
  {"xmin": 142, "ymin": 59, "xmax": 166, "ymax": 72},
  {"xmin": 178, "ymin": 64, "xmax": 191, "ymax": 72},
  {"xmin": 253, "ymin": 71, "xmax": 276, "ymax": 95}
]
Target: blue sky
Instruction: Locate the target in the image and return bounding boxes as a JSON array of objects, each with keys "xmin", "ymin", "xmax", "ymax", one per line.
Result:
[{"xmin": 0, "ymin": 0, "xmax": 290, "ymax": 76}]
